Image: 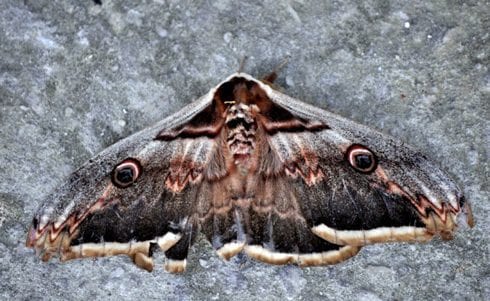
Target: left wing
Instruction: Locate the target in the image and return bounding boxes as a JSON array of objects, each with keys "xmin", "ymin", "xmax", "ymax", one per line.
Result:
[{"xmin": 26, "ymin": 89, "xmax": 228, "ymax": 272}]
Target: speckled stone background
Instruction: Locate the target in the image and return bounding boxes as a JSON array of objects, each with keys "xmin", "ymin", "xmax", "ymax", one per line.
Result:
[{"xmin": 0, "ymin": 0, "xmax": 488, "ymax": 300}]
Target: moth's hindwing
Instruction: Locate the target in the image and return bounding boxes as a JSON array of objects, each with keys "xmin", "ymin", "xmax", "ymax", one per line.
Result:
[{"xmin": 26, "ymin": 72, "xmax": 474, "ymax": 272}]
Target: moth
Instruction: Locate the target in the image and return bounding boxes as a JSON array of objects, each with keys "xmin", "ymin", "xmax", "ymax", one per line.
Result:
[{"xmin": 26, "ymin": 66, "xmax": 474, "ymax": 273}]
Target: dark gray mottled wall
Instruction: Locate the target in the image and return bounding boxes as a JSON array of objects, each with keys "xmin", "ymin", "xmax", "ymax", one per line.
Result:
[{"xmin": 0, "ymin": 0, "xmax": 488, "ymax": 300}]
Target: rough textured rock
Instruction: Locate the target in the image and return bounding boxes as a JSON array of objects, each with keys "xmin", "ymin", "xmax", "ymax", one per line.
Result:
[{"xmin": 0, "ymin": 0, "xmax": 488, "ymax": 300}]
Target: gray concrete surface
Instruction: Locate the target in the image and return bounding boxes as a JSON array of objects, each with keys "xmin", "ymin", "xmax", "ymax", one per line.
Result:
[{"xmin": 0, "ymin": 0, "xmax": 488, "ymax": 300}]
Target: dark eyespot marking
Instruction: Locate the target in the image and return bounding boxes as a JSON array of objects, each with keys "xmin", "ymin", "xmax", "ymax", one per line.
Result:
[
  {"xmin": 112, "ymin": 158, "xmax": 142, "ymax": 188},
  {"xmin": 346, "ymin": 144, "xmax": 377, "ymax": 173}
]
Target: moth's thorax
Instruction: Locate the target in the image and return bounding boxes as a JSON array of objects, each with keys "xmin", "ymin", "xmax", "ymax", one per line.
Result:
[
  {"xmin": 225, "ymin": 103, "xmax": 259, "ymax": 174},
  {"xmin": 219, "ymin": 79, "xmax": 268, "ymax": 179}
]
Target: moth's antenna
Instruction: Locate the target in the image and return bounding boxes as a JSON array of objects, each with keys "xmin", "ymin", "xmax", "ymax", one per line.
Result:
[
  {"xmin": 238, "ymin": 56, "xmax": 248, "ymax": 73},
  {"xmin": 262, "ymin": 56, "xmax": 290, "ymax": 84}
]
